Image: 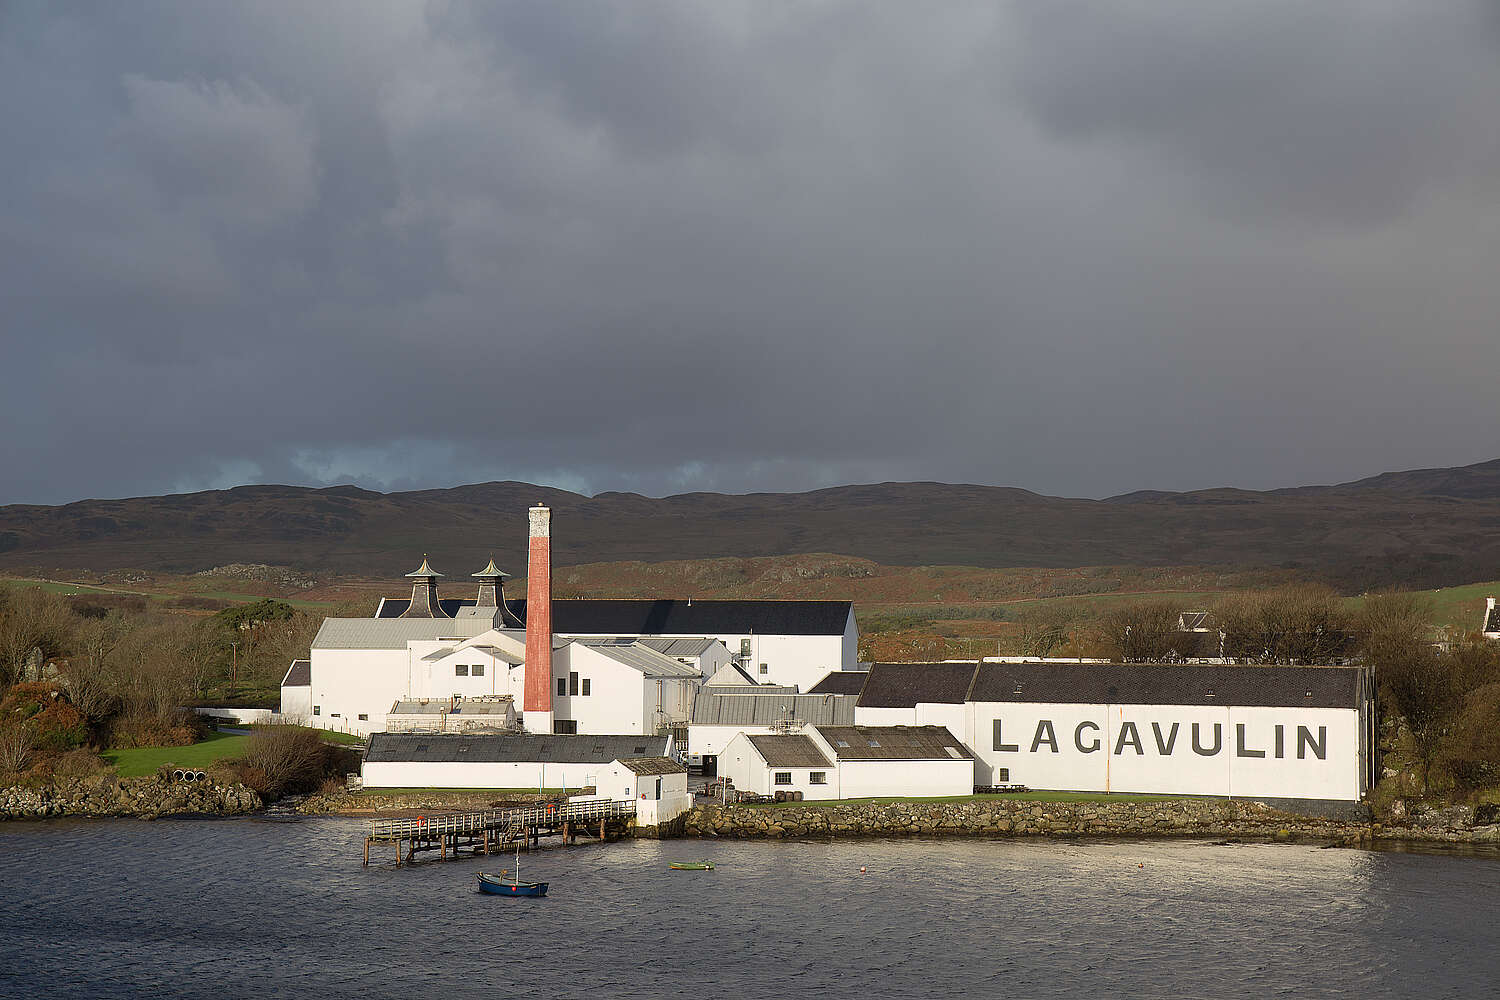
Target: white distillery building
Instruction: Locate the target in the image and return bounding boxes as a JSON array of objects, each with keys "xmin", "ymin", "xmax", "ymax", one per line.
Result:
[
  {"xmin": 304, "ymin": 618, "xmax": 703, "ymax": 737},
  {"xmin": 374, "ymin": 596, "xmax": 857, "ymax": 692},
  {"xmin": 361, "ymin": 732, "xmax": 674, "ymax": 790},
  {"xmin": 687, "ymin": 690, "xmax": 856, "ymax": 771},
  {"xmin": 854, "ymin": 661, "xmax": 1376, "ymax": 802},
  {"xmin": 719, "ymin": 725, "xmax": 975, "ymax": 800},
  {"xmin": 291, "ymin": 505, "xmax": 857, "ymax": 737}
]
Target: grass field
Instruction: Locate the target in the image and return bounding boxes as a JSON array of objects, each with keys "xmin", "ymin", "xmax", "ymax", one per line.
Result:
[{"xmin": 103, "ymin": 731, "xmax": 251, "ymax": 777}]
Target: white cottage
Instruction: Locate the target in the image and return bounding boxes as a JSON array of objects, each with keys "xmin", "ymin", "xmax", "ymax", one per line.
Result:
[
  {"xmin": 595, "ymin": 757, "xmax": 692, "ymax": 825},
  {"xmin": 720, "ymin": 725, "xmax": 974, "ymax": 800},
  {"xmin": 361, "ymin": 732, "xmax": 675, "ymax": 790}
]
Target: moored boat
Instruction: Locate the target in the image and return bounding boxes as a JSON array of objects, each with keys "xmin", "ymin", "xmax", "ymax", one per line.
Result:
[
  {"xmin": 477, "ymin": 872, "xmax": 549, "ymax": 897},
  {"xmin": 669, "ymin": 861, "xmax": 715, "ymax": 871}
]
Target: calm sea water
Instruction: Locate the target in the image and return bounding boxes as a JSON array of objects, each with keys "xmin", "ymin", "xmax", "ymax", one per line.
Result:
[{"xmin": 1, "ymin": 816, "xmax": 1497, "ymax": 999}]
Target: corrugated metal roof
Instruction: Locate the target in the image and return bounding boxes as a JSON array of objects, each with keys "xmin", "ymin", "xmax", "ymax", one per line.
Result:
[
  {"xmin": 619, "ymin": 756, "xmax": 688, "ymax": 775},
  {"xmin": 814, "ymin": 725, "xmax": 974, "ymax": 761},
  {"xmin": 747, "ymin": 734, "xmax": 832, "ymax": 768},
  {"xmin": 313, "ymin": 617, "xmax": 495, "ymax": 650},
  {"xmin": 637, "ymin": 637, "xmax": 721, "ymax": 657},
  {"xmin": 365, "ymin": 733, "xmax": 670, "ymax": 764},
  {"xmin": 690, "ymin": 692, "xmax": 854, "ymax": 726},
  {"xmin": 575, "ymin": 639, "xmax": 702, "ymax": 678}
]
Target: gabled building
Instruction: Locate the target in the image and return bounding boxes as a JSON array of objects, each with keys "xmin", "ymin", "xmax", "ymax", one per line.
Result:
[
  {"xmin": 719, "ymin": 724, "xmax": 974, "ymax": 800},
  {"xmin": 688, "ymin": 690, "xmax": 854, "ymax": 771},
  {"xmin": 1483, "ymin": 598, "xmax": 1500, "ymax": 640}
]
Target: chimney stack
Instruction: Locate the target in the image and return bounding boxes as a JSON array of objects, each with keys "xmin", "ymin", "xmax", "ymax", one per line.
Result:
[{"xmin": 523, "ymin": 504, "xmax": 554, "ymax": 732}]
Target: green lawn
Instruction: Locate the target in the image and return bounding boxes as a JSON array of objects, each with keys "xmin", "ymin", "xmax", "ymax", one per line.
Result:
[
  {"xmin": 103, "ymin": 731, "xmax": 251, "ymax": 777},
  {"xmin": 746, "ymin": 791, "xmax": 1185, "ymax": 808}
]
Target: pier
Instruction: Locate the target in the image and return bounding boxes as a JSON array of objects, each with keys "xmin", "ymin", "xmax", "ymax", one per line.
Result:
[{"xmin": 364, "ymin": 799, "xmax": 637, "ymax": 867}]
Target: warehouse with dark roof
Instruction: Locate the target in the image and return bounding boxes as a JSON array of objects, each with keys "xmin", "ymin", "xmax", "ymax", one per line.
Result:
[{"xmin": 847, "ymin": 659, "xmax": 1375, "ymax": 802}]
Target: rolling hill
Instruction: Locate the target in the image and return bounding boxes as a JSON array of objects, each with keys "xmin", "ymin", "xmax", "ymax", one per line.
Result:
[{"xmin": 4, "ymin": 459, "xmax": 1500, "ymax": 589}]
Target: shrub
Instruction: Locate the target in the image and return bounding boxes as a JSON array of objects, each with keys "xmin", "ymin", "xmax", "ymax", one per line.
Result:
[
  {"xmin": 0, "ymin": 721, "xmax": 37, "ymax": 774},
  {"xmin": 231, "ymin": 725, "xmax": 329, "ymax": 800},
  {"xmin": 52, "ymin": 748, "xmax": 111, "ymax": 781},
  {"xmin": 107, "ymin": 709, "xmax": 207, "ymax": 750},
  {"xmin": 0, "ymin": 684, "xmax": 89, "ymax": 752}
]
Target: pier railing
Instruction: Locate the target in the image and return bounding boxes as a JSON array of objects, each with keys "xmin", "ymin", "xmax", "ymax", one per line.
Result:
[{"xmin": 370, "ymin": 798, "xmax": 636, "ymax": 840}]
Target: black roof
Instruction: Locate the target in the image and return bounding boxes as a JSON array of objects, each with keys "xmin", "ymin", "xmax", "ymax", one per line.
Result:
[
  {"xmin": 969, "ymin": 661, "xmax": 1361, "ymax": 710},
  {"xmin": 376, "ymin": 597, "xmax": 524, "ymax": 626},
  {"xmin": 378, "ymin": 597, "xmax": 848, "ymax": 634},
  {"xmin": 364, "ymin": 733, "xmax": 670, "ymax": 764},
  {"xmin": 747, "ymin": 734, "xmax": 833, "ymax": 768},
  {"xmin": 281, "ymin": 659, "xmax": 310, "ymax": 687},
  {"xmin": 814, "ymin": 725, "xmax": 974, "ymax": 761},
  {"xmin": 1485, "ymin": 604, "xmax": 1500, "ymax": 633},
  {"xmin": 856, "ymin": 662, "xmax": 979, "ymax": 708},
  {"xmin": 807, "ymin": 671, "xmax": 869, "ymax": 696}
]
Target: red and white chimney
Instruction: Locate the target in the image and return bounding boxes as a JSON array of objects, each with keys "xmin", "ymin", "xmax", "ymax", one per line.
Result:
[{"xmin": 523, "ymin": 504, "xmax": 554, "ymax": 733}]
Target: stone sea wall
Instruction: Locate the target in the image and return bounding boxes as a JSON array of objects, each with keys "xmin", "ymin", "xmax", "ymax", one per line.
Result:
[
  {"xmin": 0, "ymin": 776, "xmax": 262, "ymax": 820},
  {"xmin": 297, "ymin": 789, "xmax": 564, "ymax": 816},
  {"xmin": 679, "ymin": 798, "xmax": 1500, "ymax": 845}
]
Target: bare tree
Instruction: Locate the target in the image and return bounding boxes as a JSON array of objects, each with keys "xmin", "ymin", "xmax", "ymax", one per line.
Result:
[
  {"xmin": 0, "ymin": 721, "xmax": 37, "ymax": 774},
  {"xmin": 1095, "ymin": 601, "xmax": 1184, "ymax": 662},
  {"xmin": 1216, "ymin": 583, "xmax": 1352, "ymax": 663},
  {"xmin": 1360, "ymin": 591, "xmax": 1453, "ymax": 790},
  {"xmin": 1011, "ymin": 603, "xmax": 1082, "ymax": 658},
  {"xmin": 0, "ymin": 587, "xmax": 75, "ymax": 684}
]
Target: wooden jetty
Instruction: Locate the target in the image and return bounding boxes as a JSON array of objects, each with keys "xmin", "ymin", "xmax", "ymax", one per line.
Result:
[{"xmin": 364, "ymin": 799, "xmax": 637, "ymax": 867}]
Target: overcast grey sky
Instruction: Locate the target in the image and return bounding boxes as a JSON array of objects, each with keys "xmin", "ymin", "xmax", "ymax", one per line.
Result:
[{"xmin": 4, "ymin": 2, "xmax": 1499, "ymax": 505}]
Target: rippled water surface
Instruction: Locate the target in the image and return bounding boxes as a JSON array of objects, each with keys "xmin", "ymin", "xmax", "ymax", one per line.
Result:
[{"xmin": 3, "ymin": 817, "xmax": 1498, "ymax": 998}]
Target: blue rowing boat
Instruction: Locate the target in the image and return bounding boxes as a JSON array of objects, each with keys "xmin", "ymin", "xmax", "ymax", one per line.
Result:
[
  {"xmin": 476, "ymin": 872, "xmax": 549, "ymax": 897},
  {"xmin": 478, "ymin": 839, "xmax": 548, "ymax": 897}
]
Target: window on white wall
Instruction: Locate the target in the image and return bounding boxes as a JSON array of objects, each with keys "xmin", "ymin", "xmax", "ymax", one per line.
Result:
[
  {"xmin": 774, "ymin": 772, "xmax": 792, "ymax": 785},
  {"xmin": 569, "ymin": 671, "xmax": 580, "ymax": 696},
  {"xmin": 809, "ymin": 772, "xmax": 827, "ymax": 785},
  {"xmin": 759, "ymin": 663, "xmax": 768, "ymax": 675},
  {"xmin": 581, "ymin": 679, "xmax": 591, "ymax": 696},
  {"xmin": 358, "ymin": 714, "xmax": 368, "ymax": 721},
  {"xmin": 455, "ymin": 664, "xmax": 469, "ymax": 676},
  {"xmin": 557, "ymin": 677, "xmax": 566, "ymax": 697},
  {"xmin": 472, "ymin": 664, "xmax": 484, "ymax": 677}
]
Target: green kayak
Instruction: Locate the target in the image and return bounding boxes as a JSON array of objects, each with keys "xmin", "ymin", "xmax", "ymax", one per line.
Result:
[{"xmin": 669, "ymin": 861, "xmax": 715, "ymax": 871}]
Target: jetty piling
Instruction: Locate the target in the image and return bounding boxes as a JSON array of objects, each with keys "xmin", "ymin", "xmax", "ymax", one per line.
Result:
[{"xmin": 363, "ymin": 799, "xmax": 636, "ymax": 867}]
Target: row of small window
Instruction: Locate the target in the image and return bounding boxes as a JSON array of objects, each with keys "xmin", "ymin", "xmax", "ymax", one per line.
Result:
[
  {"xmin": 453, "ymin": 664, "xmax": 485, "ymax": 677},
  {"xmin": 311, "ymin": 707, "xmax": 367, "ymax": 721},
  {"xmin": 557, "ymin": 672, "xmax": 591, "ymax": 697},
  {"xmin": 773, "ymin": 772, "xmax": 828, "ymax": 785}
]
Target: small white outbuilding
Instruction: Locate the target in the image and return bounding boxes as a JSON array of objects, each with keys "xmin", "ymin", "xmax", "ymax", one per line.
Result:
[{"xmin": 721, "ymin": 725, "xmax": 974, "ymax": 800}]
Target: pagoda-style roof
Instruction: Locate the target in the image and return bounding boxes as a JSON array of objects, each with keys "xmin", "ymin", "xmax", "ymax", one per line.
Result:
[
  {"xmin": 405, "ymin": 557, "xmax": 444, "ymax": 578},
  {"xmin": 472, "ymin": 557, "xmax": 510, "ymax": 579}
]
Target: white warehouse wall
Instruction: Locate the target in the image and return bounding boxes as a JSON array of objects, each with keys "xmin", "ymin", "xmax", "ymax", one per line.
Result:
[{"xmin": 970, "ymin": 701, "xmax": 1363, "ymax": 801}]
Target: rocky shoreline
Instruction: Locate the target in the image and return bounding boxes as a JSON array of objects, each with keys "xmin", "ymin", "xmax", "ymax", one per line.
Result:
[
  {"xmin": 677, "ymin": 798, "xmax": 1500, "ymax": 846},
  {"xmin": 294, "ymin": 788, "xmax": 570, "ymax": 816},
  {"xmin": 0, "ymin": 776, "xmax": 262, "ymax": 820}
]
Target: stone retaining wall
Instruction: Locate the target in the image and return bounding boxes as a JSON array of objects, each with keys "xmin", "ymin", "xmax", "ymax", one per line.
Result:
[
  {"xmin": 0, "ymin": 776, "xmax": 262, "ymax": 820},
  {"xmin": 297, "ymin": 789, "xmax": 564, "ymax": 816},
  {"xmin": 680, "ymin": 798, "xmax": 1500, "ymax": 845}
]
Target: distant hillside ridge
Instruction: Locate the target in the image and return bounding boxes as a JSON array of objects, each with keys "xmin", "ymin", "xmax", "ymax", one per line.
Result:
[{"xmin": 4, "ymin": 458, "xmax": 1500, "ymax": 589}]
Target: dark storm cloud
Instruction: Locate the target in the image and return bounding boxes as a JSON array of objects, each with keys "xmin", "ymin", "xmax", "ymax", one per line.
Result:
[{"xmin": 3, "ymin": 2, "xmax": 1499, "ymax": 506}]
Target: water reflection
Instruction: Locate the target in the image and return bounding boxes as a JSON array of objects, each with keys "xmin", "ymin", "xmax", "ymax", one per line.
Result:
[{"xmin": 0, "ymin": 819, "xmax": 1497, "ymax": 999}]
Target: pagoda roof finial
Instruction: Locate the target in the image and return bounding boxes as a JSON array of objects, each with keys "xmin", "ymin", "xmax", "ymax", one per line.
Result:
[
  {"xmin": 472, "ymin": 556, "xmax": 509, "ymax": 579},
  {"xmin": 406, "ymin": 555, "xmax": 443, "ymax": 578}
]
